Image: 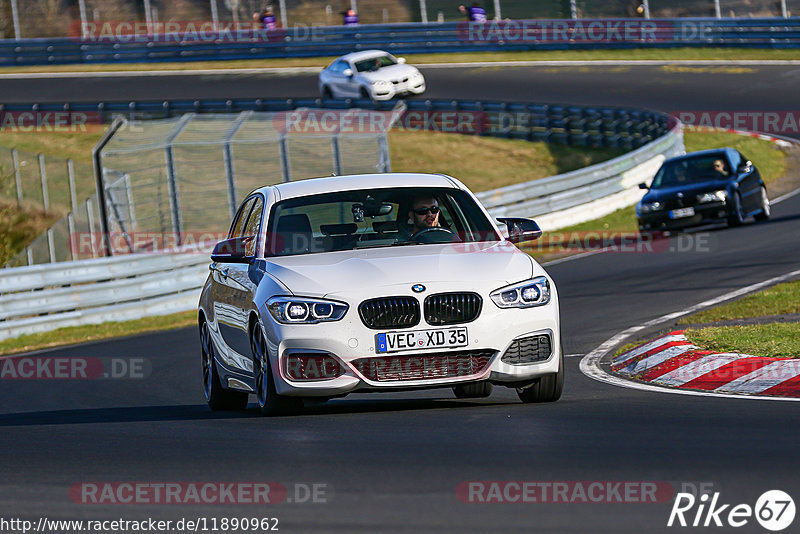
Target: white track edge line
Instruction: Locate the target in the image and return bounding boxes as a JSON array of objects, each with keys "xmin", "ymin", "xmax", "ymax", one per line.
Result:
[{"xmin": 579, "ymin": 267, "xmax": 800, "ymax": 402}]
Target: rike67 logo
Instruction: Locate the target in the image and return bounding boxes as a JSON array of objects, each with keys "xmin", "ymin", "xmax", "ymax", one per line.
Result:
[{"xmin": 668, "ymin": 490, "xmax": 795, "ymax": 531}]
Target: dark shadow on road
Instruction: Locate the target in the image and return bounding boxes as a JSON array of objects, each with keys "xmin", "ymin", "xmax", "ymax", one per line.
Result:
[{"xmin": 0, "ymin": 397, "xmax": 533, "ymax": 426}]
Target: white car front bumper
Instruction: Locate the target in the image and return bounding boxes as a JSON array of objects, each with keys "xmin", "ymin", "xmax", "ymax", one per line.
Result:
[{"xmin": 259, "ymin": 284, "xmax": 560, "ymax": 397}]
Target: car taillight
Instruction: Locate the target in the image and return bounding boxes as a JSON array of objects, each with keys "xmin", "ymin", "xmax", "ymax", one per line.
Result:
[{"xmin": 284, "ymin": 355, "xmax": 344, "ymax": 381}]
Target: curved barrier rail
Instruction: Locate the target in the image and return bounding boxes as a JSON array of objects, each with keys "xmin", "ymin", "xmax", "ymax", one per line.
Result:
[
  {"xmin": 0, "ymin": 97, "xmax": 682, "ymax": 341},
  {"xmin": 0, "ymin": 18, "xmax": 799, "ymax": 66},
  {"xmin": 0, "ymin": 253, "xmax": 207, "ymax": 342}
]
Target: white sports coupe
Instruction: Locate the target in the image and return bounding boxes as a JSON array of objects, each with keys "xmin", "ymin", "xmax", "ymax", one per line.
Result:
[
  {"xmin": 318, "ymin": 50, "xmax": 426, "ymax": 100},
  {"xmin": 199, "ymin": 173, "xmax": 563, "ymax": 415}
]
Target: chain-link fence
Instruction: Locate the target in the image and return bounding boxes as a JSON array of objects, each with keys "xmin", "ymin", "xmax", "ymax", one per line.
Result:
[
  {"xmin": 0, "ymin": 0, "xmax": 791, "ymax": 39},
  {"xmin": 5, "ymin": 107, "xmax": 399, "ymax": 264},
  {"xmin": 0, "ymin": 146, "xmax": 97, "ymax": 267}
]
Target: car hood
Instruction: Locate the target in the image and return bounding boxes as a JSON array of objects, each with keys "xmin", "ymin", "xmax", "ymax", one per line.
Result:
[
  {"xmin": 642, "ymin": 179, "xmax": 731, "ymax": 202},
  {"xmin": 358, "ymin": 64, "xmax": 420, "ymax": 83},
  {"xmin": 265, "ymin": 241, "xmax": 537, "ymax": 298}
]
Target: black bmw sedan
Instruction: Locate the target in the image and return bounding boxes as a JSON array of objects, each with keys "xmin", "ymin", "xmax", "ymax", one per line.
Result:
[{"xmin": 636, "ymin": 148, "xmax": 771, "ymax": 232}]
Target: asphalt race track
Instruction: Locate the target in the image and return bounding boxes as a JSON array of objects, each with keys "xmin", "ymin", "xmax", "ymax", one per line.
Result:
[{"xmin": 1, "ymin": 64, "xmax": 800, "ymax": 533}]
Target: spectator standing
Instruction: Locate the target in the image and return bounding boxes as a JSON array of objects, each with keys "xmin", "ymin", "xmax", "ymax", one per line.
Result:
[
  {"xmin": 343, "ymin": 8, "xmax": 359, "ymax": 26},
  {"xmin": 255, "ymin": 6, "xmax": 278, "ymax": 30},
  {"xmin": 458, "ymin": 2, "xmax": 487, "ymax": 22}
]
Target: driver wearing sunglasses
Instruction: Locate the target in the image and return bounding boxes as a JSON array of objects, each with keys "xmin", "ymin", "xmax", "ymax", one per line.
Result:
[{"xmin": 409, "ymin": 196, "xmax": 441, "ymax": 234}]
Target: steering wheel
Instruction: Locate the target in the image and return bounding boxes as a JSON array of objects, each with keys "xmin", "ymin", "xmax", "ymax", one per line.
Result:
[{"xmin": 409, "ymin": 226, "xmax": 461, "ymax": 244}]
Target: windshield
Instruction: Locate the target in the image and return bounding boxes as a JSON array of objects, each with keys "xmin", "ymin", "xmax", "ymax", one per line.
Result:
[
  {"xmin": 265, "ymin": 187, "xmax": 500, "ymax": 257},
  {"xmin": 355, "ymin": 55, "xmax": 396, "ymax": 72},
  {"xmin": 651, "ymin": 155, "xmax": 731, "ymax": 188}
]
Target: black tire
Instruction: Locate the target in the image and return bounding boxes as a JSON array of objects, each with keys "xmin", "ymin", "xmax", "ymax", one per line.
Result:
[
  {"xmin": 754, "ymin": 186, "xmax": 771, "ymax": 222},
  {"xmin": 516, "ymin": 351, "xmax": 564, "ymax": 404},
  {"xmin": 360, "ymin": 87, "xmax": 371, "ymax": 99},
  {"xmin": 727, "ymin": 191, "xmax": 745, "ymax": 227},
  {"xmin": 251, "ymin": 324, "xmax": 301, "ymax": 416},
  {"xmin": 453, "ymin": 381, "xmax": 493, "ymax": 399},
  {"xmin": 200, "ymin": 321, "xmax": 248, "ymax": 411},
  {"xmin": 322, "ymin": 85, "xmax": 333, "ymax": 99}
]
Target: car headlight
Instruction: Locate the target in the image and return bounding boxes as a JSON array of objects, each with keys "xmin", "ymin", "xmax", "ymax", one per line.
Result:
[
  {"xmin": 490, "ymin": 277, "xmax": 551, "ymax": 309},
  {"xmin": 638, "ymin": 201, "xmax": 663, "ymax": 214},
  {"xmin": 371, "ymin": 80, "xmax": 389, "ymax": 87},
  {"xmin": 696, "ymin": 190, "xmax": 727, "ymax": 203},
  {"xmin": 267, "ymin": 296, "xmax": 348, "ymax": 324}
]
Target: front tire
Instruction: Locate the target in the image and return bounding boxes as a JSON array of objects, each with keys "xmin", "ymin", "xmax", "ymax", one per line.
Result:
[
  {"xmin": 754, "ymin": 186, "xmax": 771, "ymax": 222},
  {"xmin": 200, "ymin": 321, "xmax": 248, "ymax": 411},
  {"xmin": 360, "ymin": 87, "xmax": 371, "ymax": 100},
  {"xmin": 251, "ymin": 323, "xmax": 301, "ymax": 416},
  {"xmin": 321, "ymin": 85, "xmax": 333, "ymax": 99},
  {"xmin": 453, "ymin": 381, "xmax": 493, "ymax": 399},
  {"xmin": 516, "ymin": 351, "xmax": 564, "ymax": 404}
]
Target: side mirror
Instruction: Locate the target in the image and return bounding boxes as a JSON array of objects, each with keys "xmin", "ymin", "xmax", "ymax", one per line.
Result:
[
  {"xmin": 737, "ymin": 160, "xmax": 752, "ymax": 173},
  {"xmin": 497, "ymin": 217, "xmax": 542, "ymax": 244},
  {"xmin": 211, "ymin": 236, "xmax": 253, "ymax": 263},
  {"xmin": 397, "ymin": 57, "xmax": 406, "ymax": 64},
  {"xmin": 343, "ymin": 68, "xmax": 353, "ymax": 77},
  {"xmin": 638, "ymin": 182, "xmax": 649, "ymax": 190}
]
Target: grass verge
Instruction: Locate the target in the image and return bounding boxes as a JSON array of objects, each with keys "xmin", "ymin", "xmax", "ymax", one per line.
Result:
[
  {"xmin": 1, "ymin": 48, "xmax": 799, "ymax": 74},
  {"xmin": 0, "ymin": 311, "xmax": 198, "ymax": 357},
  {"xmin": 679, "ymin": 280, "xmax": 800, "ymax": 324},
  {"xmin": 389, "ymin": 130, "xmax": 623, "ymax": 191},
  {"xmin": 684, "ymin": 324, "xmax": 800, "ymax": 358}
]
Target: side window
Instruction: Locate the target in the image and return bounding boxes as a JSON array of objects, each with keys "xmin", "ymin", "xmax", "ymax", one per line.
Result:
[
  {"xmin": 229, "ymin": 197, "xmax": 256, "ymax": 239},
  {"xmin": 730, "ymin": 151, "xmax": 743, "ymax": 171},
  {"xmin": 243, "ymin": 196, "xmax": 264, "ymax": 257}
]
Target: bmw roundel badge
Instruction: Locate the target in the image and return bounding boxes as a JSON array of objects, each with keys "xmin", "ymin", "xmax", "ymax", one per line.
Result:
[{"xmin": 412, "ymin": 284, "xmax": 426, "ymax": 293}]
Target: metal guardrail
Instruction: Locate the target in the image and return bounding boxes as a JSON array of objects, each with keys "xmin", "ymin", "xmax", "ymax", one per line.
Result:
[
  {"xmin": 0, "ymin": 18, "xmax": 799, "ymax": 66},
  {"xmin": 0, "ymin": 253, "xmax": 208, "ymax": 341},
  {"xmin": 479, "ymin": 118, "xmax": 684, "ymax": 220}
]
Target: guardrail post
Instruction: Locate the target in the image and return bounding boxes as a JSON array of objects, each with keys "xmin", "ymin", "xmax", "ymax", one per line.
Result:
[
  {"xmin": 714, "ymin": 0, "xmax": 721, "ymax": 18},
  {"xmin": 67, "ymin": 159, "xmax": 78, "ymax": 261},
  {"xmin": 26, "ymin": 247, "xmax": 33, "ymax": 266},
  {"xmin": 38, "ymin": 154, "xmax": 50, "ymax": 212},
  {"xmin": 781, "ymin": 0, "xmax": 788, "ymax": 18},
  {"xmin": 10, "ymin": 0, "xmax": 21, "ymax": 40},
  {"xmin": 92, "ymin": 116, "xmax": 126, "ymax": 257},
  {"xmin": 419, "ymin": 0, "xmax": 428, "ymax": 24},
  {"xmin": 12, "ymin": 148, "xmax": 22, "ymax": 206},
  {"xmin": 221, "ymin": 111, "xmax": 251, "ymax": 219},
  {"xmin": 47, "ymin": 228, "xmax": 55, "ymax": 263},
  {"xmin": 279, "ymin": 134, "xmax": 291, "ymax": 182},
  {"xmin": 125, "ymin": 174, "xmax": 137, "ymax": 230},
  {"xmin": 332, "ymin": 134, "xmax": 343, "ymax": 176},
  {"xmin": 86, "ymin": 198, "xmax": 98, "ymax": 258},
  {"xmin": 378, "ymin": 133, "xmax": 391, "ymax": 173},
  {"xmin": 164, "ymin": 145, "xmax": 182, "ymax": 245}
]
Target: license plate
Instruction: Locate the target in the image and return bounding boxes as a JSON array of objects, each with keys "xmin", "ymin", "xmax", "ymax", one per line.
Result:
[
  {"xmin": 376, "ymin": 327, "xmax": 468, "ymax": 354},
  {"xmin": 669, "ymin": 207, "xmax": 695, "ymax": 219}
]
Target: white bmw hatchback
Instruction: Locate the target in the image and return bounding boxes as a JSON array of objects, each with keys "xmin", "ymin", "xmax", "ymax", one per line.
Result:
[
  {"xmin": 199, "ymin": 173, "xmax": 563, "ymax": 415},
  {"xmin": 318, "ymin": 50, "xmax": 426, "ymax": 100}
]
